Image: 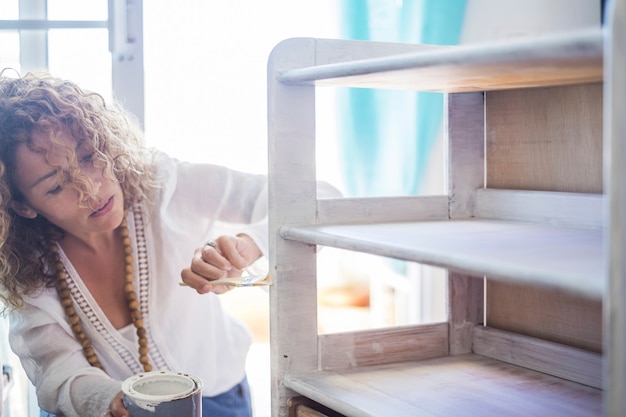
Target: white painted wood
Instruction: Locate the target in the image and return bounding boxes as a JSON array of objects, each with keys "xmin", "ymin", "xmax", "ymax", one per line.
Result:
[
  {"xmin": 446, "ymin": 92, "xmax": 485, "ymax": 219},
  {"xmin": 444, "ymin": 76, "xmax": 486, "ymax": 359},
  {"xmin": 449, "ymin": 274, "xmax": 484, "ymax": 355},
  {"xmin": 284, "ymin": 354, "xmax": 601, "ymax": 417},
  {"xmin": 473, "ymin": 326, "xmax": 602, "ymax": 389},
  {"xmin": 267, "ymin": 7, "xmax": 612, "ymax": 415},
  {"xmin": 474, "ymin": 189, "xmax": 604, "ymax": 228},
  {"xmin": 267, "ymin": 38, "xmax": 320, "ymax": 417},
  {"xmin": 605, "ymin": 0, "xmax": 626, "ymax": 415},
  {"xmin": 278, "ymin": 29, "xmax": 602, "ymax": 92},
  {"xmin": 318, "ymin": 323, "xmax": 448, "ymax": 371},
  {"xmin": 316, "ymin": 196, "xmax": 448, "ymax": 224},
  {"xmin": 281, "ymin": 219, "xmax": 604, "ymax": 298},
  {"xmin": 485, "ymin": 85, "xmax": 603, "ymax": 193}
]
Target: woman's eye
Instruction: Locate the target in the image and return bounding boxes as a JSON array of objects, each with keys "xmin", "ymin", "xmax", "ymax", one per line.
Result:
[
  {"xmin": 47, "ymin": 185, "xmax": 63, "ymax": 195},
  {"xmin": 79, "ymin": 152, "xmax": 95, "ymax": 165}
]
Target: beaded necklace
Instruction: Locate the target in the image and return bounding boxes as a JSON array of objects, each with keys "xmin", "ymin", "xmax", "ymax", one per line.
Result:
[{"xmin": 50, "ymin": 216, "xmax": 152, "ymax": 372}]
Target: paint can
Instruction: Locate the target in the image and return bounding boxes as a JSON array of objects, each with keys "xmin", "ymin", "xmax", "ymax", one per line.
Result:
[{"xmin": 121, "ymin": 371, "xmax": 203, "ymax": 416}]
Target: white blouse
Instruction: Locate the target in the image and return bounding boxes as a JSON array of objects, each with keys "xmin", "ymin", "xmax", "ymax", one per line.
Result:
[{"xmin": 8, "ymin": 153, "xmax": 272, "ymax": 417}]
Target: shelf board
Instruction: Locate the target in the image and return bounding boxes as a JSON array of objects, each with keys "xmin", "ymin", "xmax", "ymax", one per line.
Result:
[
  {"xmin": 281, "ymin": 219, "xmax": 603, "ymax": 298},
  {"xmin": 278, "ymin": 28, "xmax": 603, "ymax": 92},
  {"xmin": 285, "ymin": 354, "xmax": 601, "ymax": 417}
]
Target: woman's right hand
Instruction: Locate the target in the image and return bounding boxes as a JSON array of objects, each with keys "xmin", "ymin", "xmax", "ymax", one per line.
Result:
[{"xmin": 180, "ymin": 234, "xmax": 262, "ymax": 294}]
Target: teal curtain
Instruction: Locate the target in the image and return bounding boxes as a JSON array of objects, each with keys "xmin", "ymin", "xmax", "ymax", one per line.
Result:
[{"xmin": 338, "ymin": 0, "xmax": 467, "ymax": 197}]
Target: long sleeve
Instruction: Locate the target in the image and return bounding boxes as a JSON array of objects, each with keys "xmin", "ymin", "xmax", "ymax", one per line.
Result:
[
  {"xmin": 153, "ymin": 153, "xmax": 270, "ymax": 255},
  {"xmin": 8, "ymin": 293, "xmax": 120, "ymax": 416}
]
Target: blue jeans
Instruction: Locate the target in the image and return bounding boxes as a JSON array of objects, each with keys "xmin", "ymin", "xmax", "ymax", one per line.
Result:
[
  {"xmin": 201, "ymin": 376, "xmax": 253, "ymax": 417},
  {"xmin": 40, "ymin": 376, "xmax": 253, "ymax": 417}
]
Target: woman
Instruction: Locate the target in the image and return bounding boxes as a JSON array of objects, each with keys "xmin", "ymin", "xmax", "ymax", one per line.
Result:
[{"xmin": 0, "ymin": 71, "xmax": 270, "ymax": 417}]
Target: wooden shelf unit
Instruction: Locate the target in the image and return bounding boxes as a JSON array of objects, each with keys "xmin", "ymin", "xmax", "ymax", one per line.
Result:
[{"xmin": 267, "ymin": 2, "xmax": 624, "ymax": 415}]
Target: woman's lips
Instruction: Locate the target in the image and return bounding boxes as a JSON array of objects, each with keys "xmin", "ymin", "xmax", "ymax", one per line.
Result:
[{"xmin": 91, "ymin": 196, "xmax": 114, "ymax": 217}]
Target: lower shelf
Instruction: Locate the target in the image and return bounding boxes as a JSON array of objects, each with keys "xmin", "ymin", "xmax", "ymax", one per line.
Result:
[{"xmin": 284, "ymin": 353, "xmax": 601, "ymax": 417}]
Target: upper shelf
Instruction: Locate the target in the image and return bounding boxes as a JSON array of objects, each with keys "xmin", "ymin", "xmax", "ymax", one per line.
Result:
[
  {"xmin": 280, "ymin": 218, "xmax": 604, "ymax": 298},
  {"xmin": 277, "ymin": 28, "xmax": 603, "ymax": 92}
]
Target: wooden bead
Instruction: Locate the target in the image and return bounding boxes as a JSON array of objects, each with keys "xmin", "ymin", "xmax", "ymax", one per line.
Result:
[
  {"xmin": 139, "ymin": 346, "xmax": 149, "ymax": 355},
  {"xmin": 71, "ymin": 323, "xmax": 82, "ymax": 334},
  {"xmin": 128, "ymin": 300, "xmax": 139, "ymax": 310}
]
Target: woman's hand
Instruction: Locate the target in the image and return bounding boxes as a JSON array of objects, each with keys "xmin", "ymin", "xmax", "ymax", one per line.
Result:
[
  {"xmin": 105, "ymin": 392, "xmax": 129, "ymax": 417},
  {"xmin": 180, "ymin": 234, "xmax": 262, "ymax": 294}
]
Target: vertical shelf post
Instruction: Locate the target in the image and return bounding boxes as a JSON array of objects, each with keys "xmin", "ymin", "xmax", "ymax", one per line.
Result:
[
  {"xmin": 268, "ymin": 38, "xmax": 320, "ymax": 417},
  {"xmin": 446, "ymin": 92, "xmax": 486, "ymax": 354},
  {"xmin": 605, "ymin": 0, "xmax": 626, "ymax": 415}
]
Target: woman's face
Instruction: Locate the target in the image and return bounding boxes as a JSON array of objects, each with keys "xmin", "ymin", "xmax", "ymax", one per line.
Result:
[{"xmin": 11, "ymin": 127, "xmax": 125, "ymax": 239}]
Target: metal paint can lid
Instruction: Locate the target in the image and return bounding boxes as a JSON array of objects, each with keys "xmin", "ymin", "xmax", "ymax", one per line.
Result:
[{"xmin": 122, "ymin": 371, "xmax": 203, "ymax": 403}]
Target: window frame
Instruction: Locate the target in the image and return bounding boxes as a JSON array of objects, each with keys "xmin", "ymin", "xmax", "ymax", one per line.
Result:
[{"xmin": 0, "ymin": 0, "xmax": 145, "ymax": 125}]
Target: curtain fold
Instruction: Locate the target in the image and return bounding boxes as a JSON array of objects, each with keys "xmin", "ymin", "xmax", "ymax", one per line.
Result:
[{"xmin": 338, "ymin": 0, "xmax": 467, "ymax": 197}]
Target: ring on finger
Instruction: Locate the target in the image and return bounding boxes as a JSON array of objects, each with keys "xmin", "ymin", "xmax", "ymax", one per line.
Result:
[{"xmin": 205, "ymin": 240, "xmax": 217, "ymax": 249}]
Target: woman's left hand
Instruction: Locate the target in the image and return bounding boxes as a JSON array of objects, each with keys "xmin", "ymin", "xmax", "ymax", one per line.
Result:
[
  {"xmin": 105, "ymin": 391, "xmax": 129, "ymax": 417},
  {"xmin": 180, "ymin": 234, "xmax": 262, "ymax": 294}
]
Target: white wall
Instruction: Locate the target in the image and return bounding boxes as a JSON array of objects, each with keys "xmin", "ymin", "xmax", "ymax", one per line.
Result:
[
  {"xmin": 142, "ymin": 1, "xmax": 341, "ymax": 176},
  {"xmin": 461, "ymin": 0, "xmax": 600, "ymax": 43}
]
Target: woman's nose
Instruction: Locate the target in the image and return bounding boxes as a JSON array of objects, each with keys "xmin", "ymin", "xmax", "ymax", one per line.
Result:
[{"xmin": 81, "ymin": 176, "xmax": 102, "ymax": 204}]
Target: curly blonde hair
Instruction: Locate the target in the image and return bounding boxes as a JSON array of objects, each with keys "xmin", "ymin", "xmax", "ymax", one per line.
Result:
[{"xmin": 0, "ymin": 71, "xmax": 159, "ymax": 311}]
